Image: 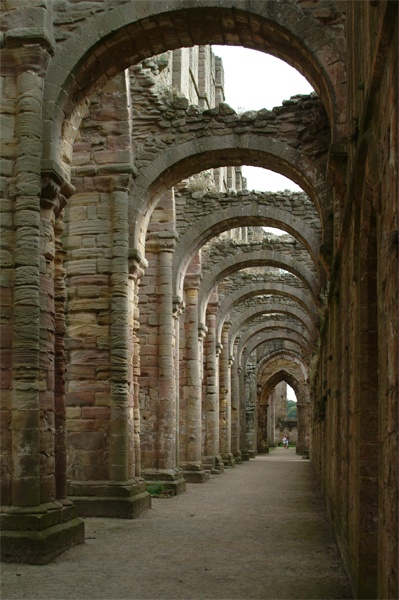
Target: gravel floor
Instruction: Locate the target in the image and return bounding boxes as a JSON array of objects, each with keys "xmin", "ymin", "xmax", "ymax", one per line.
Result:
[{"xmin": 1, "ymin": 449, "xmax": 353, "ymax": 600}]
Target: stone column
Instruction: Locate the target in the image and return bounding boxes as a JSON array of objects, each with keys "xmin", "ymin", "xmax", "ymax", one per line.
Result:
[
  {"xmin": 131, "ymin": 264, "xmax": 145, "ymax": 477},
  {"xmin": 245, "ymin": 363, "xmax": 257, "ymax": 458},
  {"xmin": 296, "ymin": 402, "xmax": 310, "ymax": 455},
  {"xmin": 173, "ymin": 298, "xmax": 185, "ymax": 467},
  {"xmin": 180, "ymin": 273, "xmax": 208, "ymax": 483},
  {"xmin": 238, "ymin": 364, "xmax": 250, "ymax": 460},
  {"xmin": 68, "ymin": 186, "xmax": 150, "ymax": 518},
  {"xmin": 203, "ymin": 301, "xmax": 224, "ymax": 473},
  {"xmin": 267, "ymin": 393, "xmax": 276, "ymax": 447},
  {"xmin": 219, "ymin": 321, "xmax": 234, "ymax": 466},
  {"xmin": 0, "ymin": 35, "xmax": 84, "ymax": 563},
  {"xmin": 54, "ymin": 213, "xmax": 68, "ymax": 501},
  {"xmin": 141, "ymin": 231, "xmax": 186, "ymax": 495},
  {"xmin": 231, "ymin": 338, "xmax": 242, "ymax": 463}
]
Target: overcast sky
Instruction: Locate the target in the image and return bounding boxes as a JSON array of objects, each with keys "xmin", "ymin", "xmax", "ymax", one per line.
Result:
[{"xmin": 212, "ymin": 46, "xmax": 314, "ymax": 194}]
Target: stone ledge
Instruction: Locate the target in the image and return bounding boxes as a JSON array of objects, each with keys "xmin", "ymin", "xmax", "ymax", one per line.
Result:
[
  {"xmin": 68, "ymin": 479, "xmax": 151, "ymax": 518},
  {"xmin": 70, "ymin": 492, "xmax": 151, "ymax": 519},
  {"xmin": 0, "ymin": 501, "xmax": 77, "ymax": 531},
  {"xmin": 142, "ymin": 469, "xmax": 186, "ymax": 496},
  {"xmin": 1, "ymin": 517, "xmax": 84, "ymax": 565},
  {"xmin": 183, "ymin": 472, "xmax": 209, "ymax": 484},
  {"xmin": 221, "ymin": 452, "xmax": 236, "ymax": 467}
]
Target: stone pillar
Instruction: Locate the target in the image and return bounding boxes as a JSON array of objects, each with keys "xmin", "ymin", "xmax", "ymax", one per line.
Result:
[
  {"xmin": 231, "ymin": 339, "xmax": 242, "ymax": 463},
  {"xmin": 296, "ymin": 402, "xmax": 310, "ymax": 455},
  {"xmin": 238, "ymin": 364, "xmax": 250, "ymax": 460},
  {"xmin": 173, "ymin": 298, "xmax": 184, "ymax": 467},
  {"xmin": 131, "ymin": 265, "xmax": 145, "ymax": 477},
  {"xmin": 180, "ymin": 274, "xmax": 208, "ymax": 482},
  {"xmin": 219, "ymin": 321, "xmax": 234, "ymax": 466},
  {"xmin": 54, "ymin": 213, "xmax": 68, "ymax": 501},
  {"xmin": 141, "ymin": 230, "xmax": 186, "ymax": 495},
  {"xmin": 267, "ymin": 393, "xmax": 276, "ymax": 447},
  {"xmin": 245, "ymin": 363, "xmax": 257, "ymax": 458},
  {"xmin": 0, "ymin": 34, "xmax": 84, "ymax": 563},
  {"xmin": 203, "ymin": 301, "xmax": 224, "ymax": 473},
  {"xmin": 68, "ymin": 187, "xmax": 151, "ymax": 518}
]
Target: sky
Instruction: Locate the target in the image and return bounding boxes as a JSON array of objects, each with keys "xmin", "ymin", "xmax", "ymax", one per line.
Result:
[
  {"xmin": 212, "ymin": 46, "xmax": 314, "ymax": 194},
  {"xmin": 212, "ymin": 47, "xmax": 311, "ymax": 403}
]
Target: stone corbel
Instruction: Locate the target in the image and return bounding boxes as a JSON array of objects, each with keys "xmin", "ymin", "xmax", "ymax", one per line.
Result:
[
  {"xmin": 3, "ymin": 6, "xmax": 56, "ymax": 54},
  {"xmin": 222, "ymin": 320, "xmax": 232, "ymax": 333},
  {"xmin": 184, "ymin": 272, "xmax": 203, "ymax": 290},
  {"xmin": 128, "ymin": 249, "xmax": 148, "ymax": 279},
  {"xmin": 216, "ymin": 342, "xmax": 223, "ymax": 357},
  {"xmin": 147, "ymin": 230, "xmax": 179, "ymax": 253},
  {"xmin": 41, "ymin": 171, "xmax": 75, "ymax": 216},
  {"xmin": 173, "ymin": 296, "xmax": 185, "ymax": 319},
  {"xmin": 198, "ymin": 323, "xmax": 208, "ymax": 340}
]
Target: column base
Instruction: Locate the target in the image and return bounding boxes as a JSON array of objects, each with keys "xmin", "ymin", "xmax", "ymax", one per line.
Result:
[
  {"xmin": 68, "ymin": 479, "xmax": 151, "ymax": 518},
  {"xmin": 248, "ymin": 450, "xmax": 256, "ymax": 458},
  {"xmin": 203, "ymin": 454, "xmax": 225, "ymax": 475},
  {"xmin": 141, "ymin": 468, "xmax": 186, "ymax": 496},
  {"xmin": 221, "ymin": 452, "xmax": 235, "ymax": 467},
  {"xmin": 0, "ymin": 500, "xmax": 84, "ymax": 564},
  {"xmin": 240, "ymin": 451, "xmax": 250, "ymax": 461},
  {"xmin": 233, "ymin": 451, "xmax": 243, "ymax": 463},
  {"xmin": 180, "ymin": 462, "xmax": 210, "ymax": 483}
]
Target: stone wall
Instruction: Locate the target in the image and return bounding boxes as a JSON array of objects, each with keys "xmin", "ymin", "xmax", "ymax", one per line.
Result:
[
  {"xmin": 310, "ymin": 3, "xmax": 398, "ymax": 599},
  {"xmin": 0, "ymin": 3, "xmax": 397, "ymax": 598}
]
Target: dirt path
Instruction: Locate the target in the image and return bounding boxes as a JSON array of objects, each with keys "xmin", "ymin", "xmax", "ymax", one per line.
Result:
[{"xmin": 1, "ymin": 449, "xmax": 352, "ymax": 600}]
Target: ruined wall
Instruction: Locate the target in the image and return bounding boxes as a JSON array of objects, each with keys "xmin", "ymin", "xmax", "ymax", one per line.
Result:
[{"xmin": 310, "ymin": 3, "xmax": 398, "ymax": 599}]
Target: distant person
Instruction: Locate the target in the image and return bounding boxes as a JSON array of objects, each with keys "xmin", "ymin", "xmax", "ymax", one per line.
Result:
[{"xmin": 282, "ymin": 436, "xmax": 288, "ymax": 449}]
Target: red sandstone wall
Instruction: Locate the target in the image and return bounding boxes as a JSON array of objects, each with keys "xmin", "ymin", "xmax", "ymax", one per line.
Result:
[{"xmin": 311, "ymin": 4, "xmax": 398, "ymax": 598}]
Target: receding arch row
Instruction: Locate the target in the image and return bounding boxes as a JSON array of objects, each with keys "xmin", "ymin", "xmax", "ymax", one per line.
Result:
[
  {"xmin": 42, "ymin": 0, "xmax": 347, "ymax": 178},
  {"xmin": 239, "ymin": 327, "xmax": 310, "ymax": 370},
  {"xmin": 136, "ymin": 136, "xmax": 331, "ymax": 259},
  {"xmin": 228, "ymin": 303, "xmax": 314, "ymax": 349},
  {"xmin": 198, "ymin": 248, "xmax": 321, "ymax": 324},
  {"xmin": 216, "ymin": 282, "xmax": 319, "ymax": 330},
  {"xmin": 259, "ymin": 368, "xmax": 308, "ymax": 408},
  {"xmin": 258, "ymin": 348, "xmax": 308, "ymax": 382},
  {"xmin": 173, "ymin": 198, "xmax": 322, "ymax": 278}
]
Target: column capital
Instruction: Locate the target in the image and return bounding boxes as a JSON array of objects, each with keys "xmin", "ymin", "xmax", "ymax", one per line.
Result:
[
  {"xmin": 184, "ymin": 272, "xmax": 202, "ymax": 289},
  {"xmin": 41, "ymin": 171, "xmax": 75, "ymax": 216},
  {"xmin": 206, "ymin": 301, "xmax": 220, "ymax": 315},
  {"xmin": 198, "ymin": 323, "xmax": 208, "ymax": 339},
  {"xmin": 147, "ymin": 230, "xmax": 179, "ymax": 252},
  {"xmin": 128, "ymin": 249, "xmax": 148, "ymax": 277},
  {"xmin": 222, "ymin": 320, "xmax": 232, "ymax": 333},
  {"xmin": 173, "ymin": 297, "xmax": 185, "ymax": 318}
]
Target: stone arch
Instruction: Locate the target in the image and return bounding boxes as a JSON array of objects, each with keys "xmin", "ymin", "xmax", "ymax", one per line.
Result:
[
  {"xmin": 42, "ymin": 0, "xmax": 346, "ymax": 178},
  {"xmin": 239, "ymin": 326, "xmax": 310, "ymax": 367},
  {"xmin": 258, "ymin": 364, "xmax": 310, "ymax": 454},
  {"xmin": 261, "ymin": 369, "xmax": 307, "ymax": 406},
  {"xmin": 173, "ymin": 194, "xmax": 322, "ymax": 274},
  {"xmin": 135, "ymin": 136, "xmax": 330, "ymax": 256},
  {"xmin": 198, "ymin": 248, "xmax": 321, "ymax": 323},
  {"xmin": 258, "ymin": 349, "xmax": 308, "ymax": 385},
  {"xmin": 217, "ymin": 282, "xmax": 319, "ymax": 327},
  {"xmin": 226, "ymin": 303, "xmax": 314, "ymax": 350}
]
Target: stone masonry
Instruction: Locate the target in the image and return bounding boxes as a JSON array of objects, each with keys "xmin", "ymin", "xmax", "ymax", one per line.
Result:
[{"xmin": 0, "ymin": 3, "xmax": 397, "ymax": 600}]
